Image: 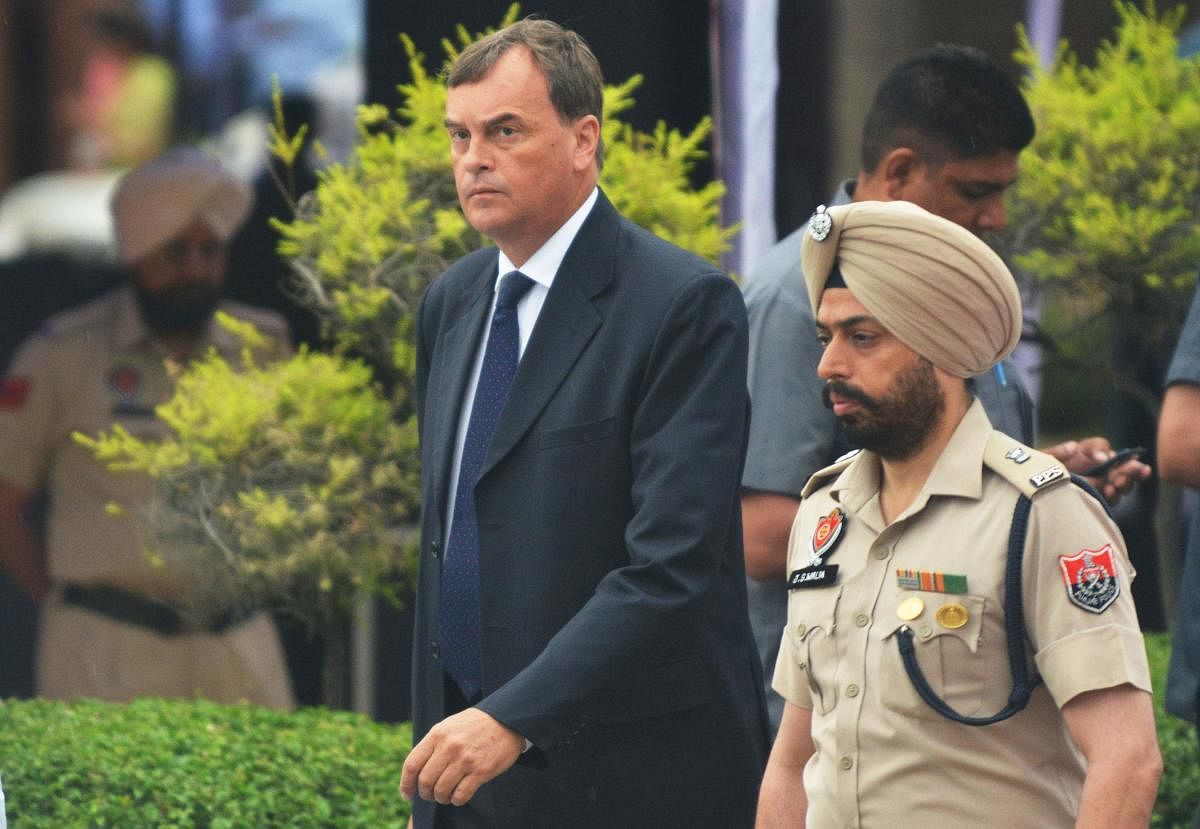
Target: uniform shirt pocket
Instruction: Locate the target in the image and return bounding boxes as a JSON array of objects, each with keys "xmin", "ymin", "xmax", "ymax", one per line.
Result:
[
  {"xmin": 789, "ymin": 586, "xmax": 842, "ymax": 715},
  {"xmin": 878, "ymin": 593, "xmax": 992, "ymax": 721}
]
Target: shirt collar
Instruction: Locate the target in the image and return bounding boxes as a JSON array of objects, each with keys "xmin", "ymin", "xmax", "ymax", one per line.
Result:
[
  {"xmin": 830, "ymin": 396, "xmax": 994, "ymax": 516},
  {"xmin": 114, "ymin": 284, "xmax": 154, "ymax": 349},
  {"xmin": 113, "ymin": 283, "xmax": 233, "ymax": 355},
  {"xmin": 496, "ymin": 187, "xmax": 598, "ymax": 292}
]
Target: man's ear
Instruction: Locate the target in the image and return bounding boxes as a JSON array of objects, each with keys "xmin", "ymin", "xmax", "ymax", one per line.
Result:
[
  {"xmin": 572, "ymin": 115, "xmax": 601, "ymax": 172},
  {"xmin": 877, "ymin": 147, "xmax": 924, "ymax": 199}
]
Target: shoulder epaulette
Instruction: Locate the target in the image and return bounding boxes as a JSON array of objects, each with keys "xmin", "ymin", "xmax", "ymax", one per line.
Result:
[
  {"xmin": 801, "ymin": 449, "xmax": 860, "ymax": 498},
  {"xmin": 982, "ymin": 431, "xmax": 1069, "ymax": 498}
]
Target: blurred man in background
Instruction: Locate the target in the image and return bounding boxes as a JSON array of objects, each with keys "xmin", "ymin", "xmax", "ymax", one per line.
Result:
[{"xmin": 0, "ymin": 146, "xmax": 293, "ymax": 707}]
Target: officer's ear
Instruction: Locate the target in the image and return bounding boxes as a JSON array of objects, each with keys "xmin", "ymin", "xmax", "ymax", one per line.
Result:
[{"xmin": 878, "ymin": 147, "xmax": 925, "ymax": 199}]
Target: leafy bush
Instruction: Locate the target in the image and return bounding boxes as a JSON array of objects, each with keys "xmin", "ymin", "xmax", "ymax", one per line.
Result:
[
  {"xmin": 1147, "ymin": 632, "xmax": 1200, "ymax": 827},
  {"xmin": 1000, "ymin": 1, "xmax": 1200, "ymax": 411},
  {"xmin": 0, "ymin": 698, "xmax": 412, "ymax": 828},
  {"xmin": 0, "ymin": 635, "xmax": 1193, "ymax": 826},
  {"xmin": 76, "ymin": 317, "xmax": 419, "ymax": 634}
]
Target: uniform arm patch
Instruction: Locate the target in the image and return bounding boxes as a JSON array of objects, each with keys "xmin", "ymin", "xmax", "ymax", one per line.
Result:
[
  {"xmin": 1058, "ymin": 544, "xmax": 1121, "ymax": 613},
  {"xmin": 0, "ymin": 376, "xmax": 31, "ymax": 411}
]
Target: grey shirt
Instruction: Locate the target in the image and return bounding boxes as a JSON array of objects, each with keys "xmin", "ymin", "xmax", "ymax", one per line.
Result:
[
  {"xmin": 1165, "ymin": 280, "xmax": 1200, "ymax": 720},
  {"xmin": 742, "ymin": 180, "xmax": 1036, "ymax": 733}
]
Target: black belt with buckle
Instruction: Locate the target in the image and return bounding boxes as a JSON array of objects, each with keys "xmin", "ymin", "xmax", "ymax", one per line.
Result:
[{"xmin": 60, "ymin": 583, "xmax": 254, "ymax": 636}]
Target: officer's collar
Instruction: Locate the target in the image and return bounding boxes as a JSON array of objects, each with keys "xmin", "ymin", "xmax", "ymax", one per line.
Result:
[
  {"xmin": 113, "ymin": 284, "xmax": 228, "ymax": 355},
  {"xmin": 830, "ymin": 397, "xmax": 992, "ymax": 515}
]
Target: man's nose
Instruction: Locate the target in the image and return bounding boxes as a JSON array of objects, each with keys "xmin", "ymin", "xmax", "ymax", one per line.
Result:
[{"xmin": 974, "ymin": 196, "xmax": 1007, "ymax": 233}]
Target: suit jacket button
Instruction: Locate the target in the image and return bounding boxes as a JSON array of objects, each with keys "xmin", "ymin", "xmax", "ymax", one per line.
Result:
[{"xmin": 430, "ymin": 640, "xmax": 440, "ymax": 659}]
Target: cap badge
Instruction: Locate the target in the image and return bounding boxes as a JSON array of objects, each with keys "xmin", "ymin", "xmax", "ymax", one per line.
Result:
[{"xmin": 809, "ymin": 204, "xmax": 833, "ymax": 241}]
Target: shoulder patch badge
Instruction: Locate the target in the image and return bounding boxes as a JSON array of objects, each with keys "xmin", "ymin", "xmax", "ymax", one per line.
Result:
[
  {"xmin": 0, "ymin": 376, "xmax": 31, "ymax": 411},
  {"xmin": 1059, "ymin": 544, "xmax": 1120, "ymax": 613},
  {"xmin": 811, "ymin": 507, "xmax": 846, "ymax": 564}
]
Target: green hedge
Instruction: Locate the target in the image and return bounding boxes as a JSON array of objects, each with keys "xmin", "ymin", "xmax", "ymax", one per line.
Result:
[
  {"xmin": 1148, "ymin": 632, "xmax": 1200, "ymax": 828},
  {"xmin": 0, "ymin": 634, "xmax": 1195, "ymax": 826},
  {"xmin": 0, "ymin": 699, "xmax": 411, "ymax": 827}
]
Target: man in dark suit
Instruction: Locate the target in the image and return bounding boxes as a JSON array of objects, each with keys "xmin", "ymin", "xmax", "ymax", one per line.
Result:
[{"xmin": 399, "ymin": 18, "xmax": 769, "ymax": 829}]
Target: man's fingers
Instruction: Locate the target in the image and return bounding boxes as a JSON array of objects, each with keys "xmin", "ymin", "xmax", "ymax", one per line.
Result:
[
  {"xmin": 421, "ymin": 740, "xmax": 461, "ymax": 803},
  {"xmin": 399, "ymin": 735, "xmax": 437, "ymax": 800},
  {"xmin": 450, "ymin": 770, "xmax": 486, "ymax": 806}
]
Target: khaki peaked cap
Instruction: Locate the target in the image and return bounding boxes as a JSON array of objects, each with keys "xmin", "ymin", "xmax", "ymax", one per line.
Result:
[
  {"xmin": 801, "ymin": 200, "xmax": 1023, "ymax": 378},
  {"xmin": 111, "ymin": 145, "xmax": 252, "ymax": 265}
]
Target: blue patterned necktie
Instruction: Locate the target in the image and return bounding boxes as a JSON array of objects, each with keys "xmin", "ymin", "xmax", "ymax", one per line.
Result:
[{"xmin": 440, "ymin": 270, "xmax": 534, "ymax": 701}]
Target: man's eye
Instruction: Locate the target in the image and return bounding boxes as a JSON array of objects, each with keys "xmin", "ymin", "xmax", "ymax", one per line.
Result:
[{"xmin": 960, "ymin": 187, "xmax": 998, "ymax": 202}]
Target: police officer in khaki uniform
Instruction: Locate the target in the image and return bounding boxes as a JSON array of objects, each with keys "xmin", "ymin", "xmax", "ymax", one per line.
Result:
[
  {"xmin": 756, "ymin": 201, "xmax": 1160, "ymax": 828},
  {"xmin": 0, "ymin": 146, "xmax": 293, "ymax": 707}
]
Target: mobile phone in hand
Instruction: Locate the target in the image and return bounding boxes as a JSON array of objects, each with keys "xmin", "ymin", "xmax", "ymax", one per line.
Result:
[{"xmin": 1080, "ymin": 447, "xmax": 1146, "ymax": 478}]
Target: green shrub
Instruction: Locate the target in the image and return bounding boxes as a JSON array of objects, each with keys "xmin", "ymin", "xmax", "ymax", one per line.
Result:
[
  {"xmin": 0, "ymin": 698, "xmax": 412, "ymax": 828},
  {"xmin": 0, "ymin": 635, "xmax": 1194, "ymax": 826},
  {"xmin": 1000, "ymin": 1, "xmax": 1200, "ymax": 418},
  {"xmin": 1147, "ymin": 632, "xmax": 1200, "ymax": 827}
]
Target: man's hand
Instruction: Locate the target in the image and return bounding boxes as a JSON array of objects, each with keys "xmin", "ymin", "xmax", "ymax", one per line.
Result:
[
  {"xmin": 1042, "ymin": 436, "xmax": 1150, "ymax": 507},
  {"xmin": 399, "ymin": 707, "xmax": 524, "ymax": 807}
]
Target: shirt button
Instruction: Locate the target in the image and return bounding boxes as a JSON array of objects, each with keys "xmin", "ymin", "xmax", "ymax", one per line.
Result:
[
  {"xmin": 430, "ymin": 541, "xmax": 441, "ymax": 560},
  {"xmin": 873, "ymin": 547, "xmax": 889, "ymax": 560},
  {"xmin": 429, "ymin": 640, "xmax": 440, "ymax": 659},
  {"xmin": 798, "ymin": 661, "xmax": 807, "ymax": 671},
  {"xmin": 854, "ymin": 613, "xmax": 869, "ymax": 627},
  {"xmin": 796, "ymin": 623, "xmax": 807, "ymax": 637},
  {"xmin": 846, "ymin": 683, "xmax": 860, "ymax": 698},
  {"xmin": 918, "ymin": 625, "xmax": 933, "ymax": 640},
  {"xmin": 839, "ymin": 756, "xmax": 853, "ymax": 770}
]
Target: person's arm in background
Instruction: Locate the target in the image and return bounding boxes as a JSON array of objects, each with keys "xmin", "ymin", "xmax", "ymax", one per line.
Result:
[
  {"xmin": 1042, "ymin": 436, "xmax": 1151, "ymax": 507},
  {"xmin": 1158, "ymin": 382, "xmax": 1200, "ymax": 489},
  {"xmin": 0, "ymin": 480, "xmax": 46, "ymax": 601},
  {"xmin": 743, "ymin": 492, "xmax": 801, "ymax": 581},
  {"xmin": 741, "ymin": 249, "xmax": 838, "ymax": 582}
]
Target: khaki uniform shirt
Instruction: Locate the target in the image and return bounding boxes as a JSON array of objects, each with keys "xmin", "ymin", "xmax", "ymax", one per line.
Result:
[
  {"xmin": 0, "ymin": 285, "xmax": 294, "ymax": 706},
  {"xmin": 773, "ymin": 400, "xmax": 1150, "ymax": 829}
]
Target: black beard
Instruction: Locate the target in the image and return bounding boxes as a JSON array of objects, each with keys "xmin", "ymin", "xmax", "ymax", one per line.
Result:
[
  {"xmin": 133, "ymin": 282, "xmax": 220, "ymax": 335},
  {"xmin": 822, "ymin": 358, "xmax": 945, "ymax": 460}
]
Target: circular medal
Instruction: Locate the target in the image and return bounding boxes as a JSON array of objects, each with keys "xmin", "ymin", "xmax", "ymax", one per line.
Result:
[
  {"xmin": 936, "ymin": 603, "xmax": 969, "ymax": 630},
  {"xmin": 896, "ymin": 596, "xmax": 925, "ymax": 621}
]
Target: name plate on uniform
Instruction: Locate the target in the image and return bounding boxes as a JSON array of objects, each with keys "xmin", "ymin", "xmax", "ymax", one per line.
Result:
[{"xmin": 788, "ymin": 564, "xmax": 839, "ymax": 589}]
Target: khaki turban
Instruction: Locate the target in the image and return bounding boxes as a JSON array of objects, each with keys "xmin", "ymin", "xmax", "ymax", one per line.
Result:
[
  {"xmin": 111, "ymin": 146, "xmax": 252, "ymax": 265},
  {"xmin": 801, "ymin": 200, "xmax": 1022, "ymax": 378}
]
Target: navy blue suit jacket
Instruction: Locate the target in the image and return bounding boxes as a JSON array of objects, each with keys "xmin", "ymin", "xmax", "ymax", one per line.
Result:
[{"xmin": 412, "ymin": 192, "xmax": 769, "ymax": 827}]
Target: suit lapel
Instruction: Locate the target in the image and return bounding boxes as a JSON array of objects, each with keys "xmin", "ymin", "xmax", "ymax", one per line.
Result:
[
  {"xmin": 427, "ymin": 259, "xmax": 496, "ymax": 509},
  {"xmin": 480, "ymin": 195, "xmax": 620, "ymax": 477}
]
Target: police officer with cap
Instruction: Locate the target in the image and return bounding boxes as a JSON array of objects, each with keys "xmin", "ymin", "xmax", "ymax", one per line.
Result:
[{"xmin": 756, "ymin": 200, "xmax": 1159, "ymax": 828}]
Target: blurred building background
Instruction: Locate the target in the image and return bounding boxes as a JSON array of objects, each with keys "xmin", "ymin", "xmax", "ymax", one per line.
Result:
[{"xmin": 2, "ymin": 0, "xmax": 1198, "ymax": 717}]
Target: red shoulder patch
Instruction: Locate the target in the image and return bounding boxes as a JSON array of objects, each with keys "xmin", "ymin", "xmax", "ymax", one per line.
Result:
[
  {"xmin": 1059, "ymin": 544, "xmax": 1121, "ymax": 613},
  {"xmin": 0, "ymin": 376, "xmax": 31, "ymax": 411}
]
